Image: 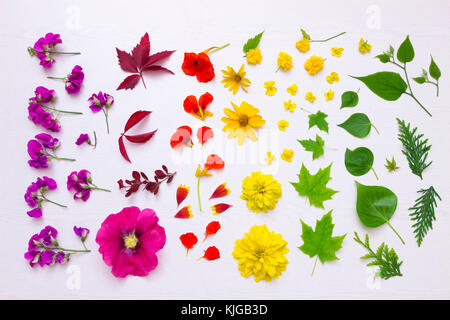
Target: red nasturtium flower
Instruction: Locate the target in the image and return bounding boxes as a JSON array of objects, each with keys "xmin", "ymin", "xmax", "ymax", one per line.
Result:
[
  {"xmin": 211, "ymin": 203, "xmax": 232, "ymax": 215},
  {"xmin": 199, "ymin": 246, "xmax": 220, "ymax": 261},
  {"xmin": 174, "ymin": 205, "xmax": 193, "ymax": 219},
  {"xmin": 195, "ymin": 154, "xmax": 225, "ymax": 211},
  {"xmin": 170, "ymin": 125, "xmax": 193, "ymax": 149},
  {"xmin": 205, "ymin": 154, "xmax": 225, "ymax": 170},
  {"xmin": 204, "ymin": 221, "xmax": 221, "ymax": 241},
  {"xmin": 183, "ymin": 93, "xmax": 213, "ymax": 120},
  {"xmin": 197, "ymin": 126, "xmax": 214, "ymax": 145},
  {"xmin": 179, "ymin": 232, "xmax": 198, "ymax": 255},
  {"xmin": 176, "ymin": 185, "xmax": 190, "ymax": 207},
  {"xmin": 209, "ymin": 183, "xmax": 230, "ymax": 199}
]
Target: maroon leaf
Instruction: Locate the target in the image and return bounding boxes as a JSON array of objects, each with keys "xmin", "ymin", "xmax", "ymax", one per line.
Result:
[
  {"xmin": 118, "ymin": 135, "xmax": 131, "ymax": 163},
  {"xmin": 116, "ymin": 48, "xmax": 138, "ymax": 73},
  {"xmin": 154, "ymin": 170, "xmax": 167, "ymax": 179},
  {"xmin": 124, "ymin": 130, "xmax": 157, "ymax": 143},
  {"xmin": 117, "ymin": 74, "xmax": 141, "ymax": 90},
  {"xmin": 118, "ymin": 179, "xmax": 125, "ymax": 189},
  {"xmin": 132, "ymin": 33, "xmax": 150, "ymax": 69},
  {"xmin": 143, "ymin": 50, "xmax": 175, "ymax": 69},
  {"xmin": 140, "ymin": 172, "xmax": 149, "ymax": 180},
  {"xmin": 162, "ymin": 165, "xmax": 168, "ymax": 173},
  {"xmin": 143, "ymin": 65, "xmax": 175, "ymax": 75},
  {"xmin": 167, "ymin": 175, "xmax": 174, "ymax": 183},
  {"xmin": 124, "ymin": 110, "xmax": 151, "ymax": 132},
  {"xmin": 132, "ymin": 171, "xmax": 141, "ymax": 180}
]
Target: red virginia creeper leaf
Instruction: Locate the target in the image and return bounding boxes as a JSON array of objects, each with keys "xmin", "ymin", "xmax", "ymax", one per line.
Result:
[
  {"xmin": 124, "ymin": 110, "xmax": 151, "ymax": 132},
  {"xmin": 117, "ymin": 74, "xmax": 141, "ymax": 90},
  {"xmin": 132, "ymin": 33, "xmax": 150, "ymax": 68},
  {"xmin": 143, "ymin": 65, "xmax": 175, "ymax": 75},
  {"xmin": 118, "ymin": 135, "xmax": 131, "ymax": 163},
  {"xmin": 124, "ymin": 129, "xmax": 157, "ymax": 143},
  {"xmin": 143, "ymin": 50, "xmax": 176, "ymax": 69},
  {"xmin": 116, "ymin": 48, "xmax": 138, "ymax": 73}
]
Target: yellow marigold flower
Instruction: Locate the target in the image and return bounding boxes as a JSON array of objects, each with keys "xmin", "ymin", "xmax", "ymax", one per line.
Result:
[
  {"xmin": 264, "ymin": 152, "xmax": 276, "ymax": 165},
  {"xmin": 324, "ymin": 89, "xmax": 334, "ymax": 101},
  {"xmin": 263, "ymin": 81, "xmax": 277, "ymax": 96},
  {"xmin": 277, "ymin": 52, "xmax": 293, "ymax": 71},
  {"xmin": 326, "ymin": 72, "xmax": 339, "ymax": 84},
  {"xmin": 278, "ymin": 120, "xmax": 289, "ymax": 131},
  {"xmin": 280, "ymin": 149, "xmax": 294, "ymax": 162},
  {"xmin": 222, "ymin": 101, "xmax": 265, "ymax": 146},
  {"xmin": 221, "ymin": 64, "xmax": 251, "ymax": 94},
  {"xmin": 240, "ymin": 171, "xmax": 282, "ymax": 213},
  {"xmin": 305, "ymin": 92, "xmax": 316, "ymax": 103},
  {"xmin": 359, "ymin": 38, "xmax": 371, "ymax": 54},
  {"xmin": 246, "ymin": 48, "xmax": 263, "ymax": 65},
  {"xmin": 331, "ymin": 47, "xmax": 344, "ymax": 57},
  {"xmin": 233, "ymin": 225, "xmax": 289, "ymax": 282},
  {"xmin": 304, "ymin": 55, "xmax": 324, "ymax": 75},
  {"xmin": 286, "ymin": 84, "xmax": 298, "ymax": 96},
  {"xmin": 296, "ymin": 38, "xmax": 310, "ymax": 53}
]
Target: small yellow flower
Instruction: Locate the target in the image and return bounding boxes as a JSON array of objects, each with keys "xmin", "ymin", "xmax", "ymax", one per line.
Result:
[
  {"xmin": 296, "ymin": 38, "xmax": 310, "ymax": 53},
  {"xmin": 286, "ymin": 84, "xmax": 298, "ymax": 96},
  {"xmin": 304, "ymin": 55, "xmax": 325, "ymax": 75},
  {"xmin": 277, "ymin": 52, "xmax": 293, "ymax": 71},
  {"xmin": 324, "ymin": 89, "xmax": 334, "ymax": 101},
  {"xmin": 331, "ymin": 47, "xmax": 344, "ymax": 57},
  {"xmin": 278, "ymin": 120, "xmax": 289, "ymax": 131},
  {"xmin": 305, "ymin": 92, "xmax": 316, "ymax": 103},
  {"xmin": 221, "ymin": 64, "xmax": 251, "ymax": 94},
  {"xmin": 240, "ymin": 171, "xmax": 282, "ymax": 213},
  {"xmin": 280, "ymin": 149, "xmax": 294, "ymax": 162},
  {"xmin": 359, "ymin": 38, "xmax": 371, "ymax": 54},
  {"xmin": 284, "ymin": 100, "xmax": 297, "ymax": 112},
  {"xmin": 246, "ymin": 48, "xmax": 263, "ymax": 65},
  {"xmin": 265, "ymin": 152, "xmax": 276, "ymax": 165},
  {"xmin": 326, "ymin": 72, "xmax": 339, "ymax": 84},
  {"xmin": 263, "ymin": 81, "xmax": 277, "ymax": 96}
]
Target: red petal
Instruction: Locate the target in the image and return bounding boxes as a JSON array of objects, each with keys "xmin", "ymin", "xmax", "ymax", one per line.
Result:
[
  {"xmin": 170, "ymin": 126, "xmax": 193, "ymax": 149},
  {"xmin": 124, "ymin": 129, "xmax": 157, "ymax": 143},
  {"xmin": 205, "ymin": 154, "xmax": 224, "ymax": 170},
  {"xmin": 198, "ymin": 92, "xmax": 213, "ymax": 110},
  {"xmin": 143, "ymin": 50, "xmax": 175, "ymax": 69},
  {"xmin": 209, "ymin": 183, "xmax": 230, "ymax": 199},
  {"xmin": 197, "ymin": 126, "xmax": 214, "ymax": 145},
  {"xmin": 116, "ymin": 48, "xmax": 138, "ymax": 73},
  {"xmin": 124, "ymin": 110, "xmax": 151, "ymax": 132},
  {"xmin": 142, "ymin": 65, "xmax": 174, "ymax": 75},
  {"xmin": 202, "ymin": 246, "xmax": 220, "ymax": 260},
  {"xmin": 118, "ymin": 135, "xmax": 131, "ymax": 163},
  {"xmin": 183, "ymin": 95, "xmax": 198, "ymax": 114},
  {"xmin": 181, "ymin": 52, "xmax": 199, "ymax": 76},
  {"xmin": 174, "ymin": 206, "xmax": 192, "ymax": 219},
  {"xmin": 211, "ymin": 203, "xmax": 232, "ymax": 215},
  {"xmin": 176, "ymin": 185, "xmax": 190, "ymax": 207},
  {"xmin": 117, "ymin": 74, "xmax": 141, "ymax": 90},
  {"xmin": 180, "ymin": 232, "xmax": 198, "ymax": 251},
  {"xmin": 204, "ymin": 221, "xmax": 221, "ymax": 241}
]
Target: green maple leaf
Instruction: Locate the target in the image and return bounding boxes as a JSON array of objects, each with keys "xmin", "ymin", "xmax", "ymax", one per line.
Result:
[
  {"xmin": 290, "ymin": 163, "xmax": 338, "ymax": 208},
  {"xmin": 308, "ymin": 110, "xmax": 329, "ymax": 133},
  {"xmin": 385, "ymin": 157, "xmax": 400, "ymax": 172},
  {"xmin": 298, "ymin": 135, "xmax": 325, "ymax": 160},
  {"xmin": 299, "ymin": 211, "xmax": 346, "ymax": 275}
]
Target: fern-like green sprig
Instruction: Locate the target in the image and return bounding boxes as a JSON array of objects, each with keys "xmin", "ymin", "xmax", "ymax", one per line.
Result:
[
  {"xmin": 409, "ymin": 186, "xmax": 441, "ymax": 247},
  {"xmin": 353, "ymin": 232, "xmax": 403, "ymax": 280},
  {"xmin": 396, "ymin": 118, "xmax": 432, "ymax": 179}
]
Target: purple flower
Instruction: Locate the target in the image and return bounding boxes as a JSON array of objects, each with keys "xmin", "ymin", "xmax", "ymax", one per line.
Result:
[
  {"xmin": 73, "ymin": 226, "xmax": 90, "ymax": 240},
  {"xmin": 31, "ymin": 33, "xmax": 62, "ymax": 69},
  {"xmin": 54, "ymin": 252, "xmax": 66, "ymax": 264},
  {"xmin": 67, "ymin": 170, "xmax": 109, "ymax": 201},
  {"xmin": 39, "ymin": 226, "xmax": 58, "ymax": 245},
  {"xmin": 27, "ymin": 207, "xmax": 43, "ymax": 218},
  {"xmin": 24, "ymin": 176, "xmax": 60, "ymax": 218},
  {"xmin": 35, "ymin": 133, "xmax": 59, "ymax": 149},
  {"xmin": 65, "ymin": 65, "xmax": 84, "ymax": 94},
  {"xmin": 75, "ymin": 133, "xmax": 90, "ymax": 145},
  {"xmin": 88, "ymin": 92, "xmax": 114, "ymax": 134},
  {"xmin": 27, "ymin": 102, "xmax": 60, "ymax": 132},
  {"xmin": 30, "ymin": 86, "xmax": 56, "ymax": 104}
]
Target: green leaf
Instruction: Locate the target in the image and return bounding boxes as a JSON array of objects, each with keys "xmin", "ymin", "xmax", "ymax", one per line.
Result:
[
  {"xmin": 308, "ymin": 110, "xmax": 329, "ymax": 133},
  {"xmin": 300, "ymin": 28, "xmax": 311, "ymax": 40},
  {"xmin": 429, "ymin": 55, "xmax": 441, "ymax": 81},
  {"xmin": 351, "ymin": 72, "xmax": 407, "ymax": 101},
  {"xmin": 290, "ymin": 163, "xmax": 338, "ymax": 209},
  {"xmin": 413, "ymin": 76, "xmax": 426, "ymax": 84},
  {"xmin": 298, "ymin": 135, "xmax": 325, "ymax": 160},
  {"xmin": 340, "ymin": 91, "xmax": 359, "ymax": 109},
  {"xmin": 299, "ymin": 211, "xmax": 346, "ymax": 274},
  {"xmin": 385, "ymin": 157, "xmax": 399, "ymax": 172},
  {"xmin": 397, "ymin": 35, "xmax": 415, "ymax": 63},
  {"xmin": 375, "ymin": 54, "xmax": 390, "ymax": 63},
  {"xmin": 337, "ymin": 113, "xmax": 376, "ymax": 138},
  {"xmin": 345, "ymin": 147, "xmax": 374, "ymax": 177},
  {"xmin": 243, "ymin": 31, "xmax": 264, "ymax": 53}
]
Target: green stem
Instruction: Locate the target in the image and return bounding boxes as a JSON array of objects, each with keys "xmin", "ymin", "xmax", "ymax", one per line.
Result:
[
  {"xmin": 102, "ymin": 108, "xmax": 110, "ymax": 134},
  {"xmin": 81, "ymin": 241, "xmax": 88, "ymax": 251},
  {"xmin": 370, "ymin": 123, "xmax": 380, "ymax": 135},
  {"xmin": 312, "ymin": 256, "xmax": 318, "ymax": 276},
  {"xmin": 310, "ymin": 32, "xmax": 346, "ymax": 43},
  {"xmin": 300, "ymin": 107, "xmax": 312, "ymax": 114},
  {"xmin": 43, "ymin": 105, "xmax": 83, "ymax": 115},
  {"xmin": 197, "ymin": 177, "xmax": 202, "ymax": 211},
  {"xmin": 386, "ymin": 221, "xmax": 405, "ymax": 245},
  {"xmin": 49, "ymin": 155, "xmax": 76, "ymax": 161},
  {"xmin": 41, "ymin": 195, "xmax": 67, "ymax": 208},
  {"xmin": 371, "ymin": 167, "xmax": 379, "ymax": 180},
  {"xmin": 90, "ymin": 186, "xmax": 111, "ymax": 192},
  {"xmin": 206, "ymin": 43, "xmax": 230, "ymax": 55},
  {"xmin": 45, "ymin": 246, "xmax": 90, "ymax": 253},
  {"xmin": 47, "ymin": 76, "xmax": 66, "ymax": 80}
]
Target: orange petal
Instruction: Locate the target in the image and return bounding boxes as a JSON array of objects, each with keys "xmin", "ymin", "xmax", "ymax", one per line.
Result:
[
  {"xmin": 205, "ymin": 154, "xmax": 225, "ymax": 170},
  {"xmin": 209, "ymin": 183, "xmax": 230, "ymax": 199},
  {"xmin": 176, "ymin": 185, "xmax": 190, "ymax": 207},
  {"xmin": 174, "ymin": 205, "xmax": 193, "ymax": 219},
  {"xmin": 211, "ymin": 203, "xmax": 232, "ymax": 215}
]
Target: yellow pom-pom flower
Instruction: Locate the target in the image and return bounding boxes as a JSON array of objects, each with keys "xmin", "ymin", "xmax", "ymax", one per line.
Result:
[
  {"xmin": 324, "ymin": 89, "xmax": 335, "ymax": 101},
  {"xmin": 278, "ymin": 120, "xmax": 289, "ymax": 131},
  {"xmin": 233, "ymin": 225, "xmax": 289, "ymax": 282},
  {"xmin": 240, "ymin": 171, "xmax": 282, "ymax": 213},
  {"xmin": 246, "ymin": 48, "xmax": 263, "ymax": 65},
  {"xmin": 304, "ymin": 55, "xmax": 324, "ymax": 75},
  {"xmin": 284, "ymin": 100, "xmax": 297, "ymax": 112},
  {"xmin": 305, "ymin": 92, "xmax": 316, "ymax": 103},
  {"xmin": 331, "ymin": 47, "xmax": 344, "ymax": 57},
  {"xmin": 359, "ymin": 38, "xmax": 371, "ymax": 54},
  {"xmin": 326, "ymin": 72, "xmax": 339, "ymax": 84},
  {"xmin": 287, "ymin": 84, "xmax": 298, "ymax": 96},
  {"xmin": 281, "ymin": 149, "xmax": 294, "ymax": 162},
  {"xmin": 263, "ymin": 81, "xmax": 277, "ymax": 96},
  {"xmin": 296, "ymin": 38, "xmax": 310, "ymax": 53},
  {"xmin": 277, "ymin": 52, "xmax": 293, "ymax": 71}
]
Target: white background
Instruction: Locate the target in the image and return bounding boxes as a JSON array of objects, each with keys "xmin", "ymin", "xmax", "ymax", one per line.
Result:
[{"xmin": 0, "ymin": 0, "xmax": 449, "ymax": 299}]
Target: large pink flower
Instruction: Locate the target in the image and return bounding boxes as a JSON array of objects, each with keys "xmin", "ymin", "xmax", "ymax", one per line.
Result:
[{"xmin": 96, "ymin": 206, "xmax": 166, "ymax": 278}]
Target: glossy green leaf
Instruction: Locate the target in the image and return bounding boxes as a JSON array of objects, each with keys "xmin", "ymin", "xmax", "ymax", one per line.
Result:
[
  {"xmin": 413, "ymin": 76, "xmax": 426, "ymax": 84},
  {"xmin": 429, "ymin": 55, "xmax": 441, "ymax": 81},
  {"xmin": 375, "ymin": 54, "xmax": 390, "ymax": 63},
  {"xmin": 243, "ymin": 31, "xmax": 264, "ymax": 53},
  {"xmin": 340, "ymin": 91, "xmax": 359, "ymax": 109},
  {"xmin": 345, "ymin": 147, "xmax": 374, "ymax": 176},
  {"xmin": 337, "ymin": 113, "xmax": 378, "ymax": 138},
  {"xmin": 397, "ymin": 35, "xmax": 414, "ymax": 63},
  {"xmin": 351, "ymin": 72, "xmax": 407, "ymax": 101}
]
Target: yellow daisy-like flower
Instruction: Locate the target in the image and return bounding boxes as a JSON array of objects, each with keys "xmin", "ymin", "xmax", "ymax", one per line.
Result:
[
  {"xmin": 324, "ymin": 89, "xmax": 334, "ymax": 101},
  {"xmin": 246, "ymin": 48, "xmax": 263, "ymax": 65},
  {"xmin": 286, "ymin": 84, "xmax": 298, "ymax": 96},
  {"xmin": 359, "ymin": 38, "xmax": 371, "ymax": 54},
  {"xmin": 221, "ymin": 64, "xmax": 251, "ymax": 94},
  {"xmin": 263, "ymin": 81, "xmax": 277, "ymax": 96},
  {"xmin": 277, "ymin": 52, "xmax": 293, "ymax": 71},
  {"xmin": 221, "ymin": 101, "xmax": 265, "ymax": 146},
  {"xmin": 278, "ymin": 120, "xmax": 289, "ymax": 131},
  {"xmin": 326, "ymin": 72, "xmax": 339, "ymax": 84},
  {"xmin": 241, "ymin": 171, "xmax": 282, "ymax": 213},
  {"xmin": 296, "ymin": 38, "xmax": 310, "ymax": 53},
  {"xmin": 304, "ymin": 55, "xmax": 325, "ymax": 75},
  {"xmin": 232, "ymin": 225, "xmax": 289, "ymax": 282},
  {"xmin": 331, "ymin": 47, "xmax": 344, "ymax": 57},
  {"xmin": 280, "ymin": 149, "xmax": 294, "ymax": 162},
  {"xmin": 264, "ymin": 152, "xmax": 276, "ymax": 165},
  {"xmin": 305, "ymin": 92, "xmax": 316, "ymax": 103},
  {"xmin": 284, "ymin": 100, "xmax": 297, "ymax": 112}
]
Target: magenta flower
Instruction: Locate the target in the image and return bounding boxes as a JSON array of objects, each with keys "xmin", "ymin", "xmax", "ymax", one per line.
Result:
[
  {"xmin": 27, "ymin": 133, "xmax": 75, "ymax": 169},
  {"xmin": 73, "ymin": 226, "xmax": 90, "ymax": 245},
  {"xmin": 96, "ymin": 206, "xmax": 166, "ymax": 278},
  {"xmin": 88, "ymin": 91, "xmax": 114, "ymax": 134},
  {"xmin": 29, "ymin": 86, "xmax": 56, "ymax": 104},
  {"xmin": 67, "ymin": 169, "xmax": 110, "ymax": 201},
  {"xmin": 75, "ymin": 132, "xmax": 97, "ymax": 148},
  {"xmin": 27, "ymin": 33, "xmax": 80, "ymax": 68},
  {"xmin": 48, "ymin": 65, "xmax": 84, "ymax": 94},
  {"xmin": 24, "ymin": 176, "xmax": 64, "ymax": 218}
]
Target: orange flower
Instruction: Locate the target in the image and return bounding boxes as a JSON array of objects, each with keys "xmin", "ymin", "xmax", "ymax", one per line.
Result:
[
  {"xmin": 199, "ymin": 246, "xmax": 220, "ymax": 261},
  {"xmin": 209, "ymin": 183, "xmax": 230, "ymax": 199},
  {"xmin": 195, "ymin": 154, "xmax": 225, "ymax": 211},
  {"xmin": 205, "ymin": 154, "xmax": 225, "ymax": 170},
  {"xmin": 179, "ymin": 232, "xmax": 198, "ymax": 255},
  {"xmin": 183, "ymin": 92, "xmax": 213, "ymax": 120},
  {"xmin": 211, "ymin": 203, "xmax": 232, "ymax": 215},
  {"xmin": 197, "ymin": 126, "xmax": 214, "ymax": 145},
  {"xmin": 204, "ymin": 221, "xmax": 221, "ymax": 241},
  {"xmin": 176, "ymin": 185, "xmax": 190, "ymax": 207},
  {"xmin": 170, "ymin": 125, "xmax": 193, "ymax": 149},
  {"xmin": 174, "ymin": 205, "xmax": 193, "ymax": 219}
]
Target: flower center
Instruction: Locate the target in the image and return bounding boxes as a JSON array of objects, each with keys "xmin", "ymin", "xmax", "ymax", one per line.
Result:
[
  {"xmin": 256, "ymin": 184, "xmax": 265, "ymax": 194},
  {"xmin": 239, "ymin": 115, "xmax": 249, "ymax": 127},
  {"xmin": 255, "ymin": 248, "xmax": 265, "ymax": 258},
  {"xmin": 234, "ymin": 75, "xmax": 242, "ymax": 82},
  {"xmin": 123, "ymin": 233, "xmax": 139, "ymax": 249}
]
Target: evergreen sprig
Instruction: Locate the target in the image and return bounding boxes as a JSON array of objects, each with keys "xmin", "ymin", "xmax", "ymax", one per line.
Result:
[
  {"xmin": 396, "ymin": 118, "xmax": 432, "ymax": 179},
  {"xmin": 353, "ymin": 232, "xmax": 403, "ymax": 280},
  {"xmin": 409, "ymin": 186, "xmax": 441, "ymax": 247}
]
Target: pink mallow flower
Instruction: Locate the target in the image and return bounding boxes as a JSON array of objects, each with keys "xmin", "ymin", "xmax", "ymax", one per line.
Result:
[{"xmin": 96, "ymin": 206, "xmax": 166, "ymax": 278}]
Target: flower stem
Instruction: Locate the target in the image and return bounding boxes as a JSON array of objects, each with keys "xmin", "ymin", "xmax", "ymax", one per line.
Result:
[
  {"xmin": 47, "ymin": 246, "xmax": 90, "ymax": 253},
  {"xmin": 386, "ymin": 221, "xmax": 405, "ymax": 245},
  {"xmin": 205, "ymin": 43, "xmax": 230, "ymax": 55},
  {"xmin": 310, "ymin": 31, "xmax": 346, "ymax": 43},
  {"xmin": 41, "ymin": 195, "xmax": 67, "ymax": 208},
  {"xmin": 43, "ymin": 105, "xmax": 83, "ymax": 115},
  {"xmin": 197, "ymin": 177, "xmax": 202, "ymax": 211},
  {"xmin": 49, "ymin": 156, "xmax": 76, "ymax": 161},
  {"xmin": 47, "ymin": 76, "xmax": 66, "ymax": 80},
  {"xmin": 312, "ymin": 256, "xmax": 318, "ymax": 276},
  {"xmin": 90, "ymin": 186, "xmax": 111, "ymax": 192},
  {"xmin": 371, "ymin": 167, "xmax": 379, "ymax": 180},
  {"xmin": 102, "ymin": 108, "xmax": 110, "ymax": 134},
  {"xmin": 371, "ymin": 123, "xmax": 380, "ymax": 135}
]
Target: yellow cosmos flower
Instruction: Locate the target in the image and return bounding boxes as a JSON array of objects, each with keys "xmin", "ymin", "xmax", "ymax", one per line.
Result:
[
  {"xmin": 304, "ymin": 55, "xmax": 324, "ymax": 75},
  {"xmin": 287, "ymin": 84, "xmax": 298, "ymax": 96},
  {"xmin": 233, "ymin": 225, "xmax": 289, "ymax": 282},
  {"xmin": 263, "ymin": 81, "xmax": 277, "ymax": 96},
  {"xmin": 277, "ymin": 52, "xmax": 293, "ymax": 71},
  {"xmin": 240, "ymin": 171, "xmax": 282, "ymax": 213},
  {"xmin": 296, "ymin": 38, "xmax": 310, "ymax": 53},
  {"xmin": 278, "ymin": 120, "xmax": 289, "ymax": 131},
  {"xmin": 284, "ymin": 100, "xmax": 297, "ymax": 112},
  {"xmin": 222, "ymin": 101, "xmax": 265, "ymax": 146},
  {"xmin": 326, "ymin": 72, "xmax": 339, "ymax": 84},
  {"xmin": 359, "ymin": 38, "xmax": 371, "ymax": 54},
  {"xmin": 331, "ymin": 47, "xmax": 344, "ymax": 57},
  {"xmin": 305, "ymin": 92, "xmax": 316, "ymax": 103},
  {"xmin": 324, "ymin": 89, "xmax": 334, "ymax": 101},
  {"xmin": 221, "ymin": 64, "xmax": 251, "ymax": 94},
  {"xmin": 247, "ymin": 48, "xmax": 263, "ymax": 65},
  {"xmin": 280, "ymin": 149, "xmax": 294, "ymax": 162},
  {"xmin": 264, "ymin": 152, "xmax": 276, "ymax": 165}
]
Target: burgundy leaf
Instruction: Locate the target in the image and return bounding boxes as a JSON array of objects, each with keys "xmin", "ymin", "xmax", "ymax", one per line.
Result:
[
  {"xmin": 162, "ymin": 165, "xmax": 168, "ymax": 173},
  {"xmin": 132, "ymin": 171, "xmax": 141, "ymax": 180},
  {"xmin": 143, "ymin": 50, "xmax": 175, "ymax": 69},
  {"xmin": 117, "ymin": 74, "xmax": 141, "ymax": 90},
  {"xmin": 140, "ymin": 172, "xmax": 149, "ymax": 180},
  {"xmin": 116, "ymin": 48, "xmax": 138, "ymax": 73},
  {"xmin": 118, "ymin": 135, "xmax": 131, "ymax": 163},
  {"xmin": 132, "ymin": 33, "xmax": 150, "ymax": 69},
  {"xmin": 124, "ymin": 129, "xmax": 157, "ymax": 143},
  {"xmin": 142, "ymin": 65, "xmax": 175, "ymax": 75},
  {"xmin": 118, "ymin": 179, "xmax": 125, "ymax": 189},
  {"xmin": 167, "ymin": 175, "xmax": 174, "ymax": 183},
  {"xmin": 124, "ymin": 110, "xmax": 152, "ymax": 132},
  {"xmin": 154, "ymin": 170, "xmax": 167, "ymax": 179}
]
